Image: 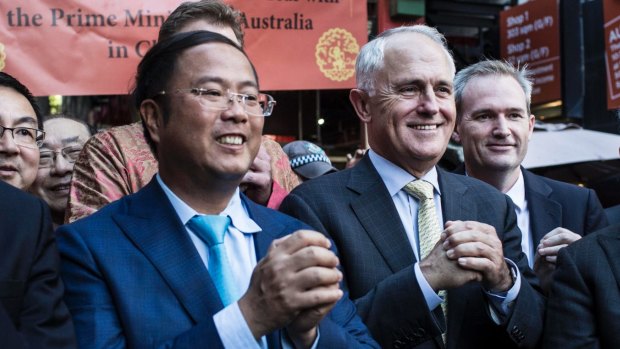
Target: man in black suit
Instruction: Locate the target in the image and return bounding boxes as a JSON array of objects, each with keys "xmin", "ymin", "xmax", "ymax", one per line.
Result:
[
  {"xmin": 0, "ymin": 180, "xmax": 76, "ymax": 348},
  {"xmin": 281, "ymin": 25, "xmax": 545, "ymax": 348},
  {"xmin": 542, "ymin": 223, "xmax": 620, "ymax": 347},
  {"xmin": 451, "ymin": 60, "xmax": 608, "ymax": 291}
]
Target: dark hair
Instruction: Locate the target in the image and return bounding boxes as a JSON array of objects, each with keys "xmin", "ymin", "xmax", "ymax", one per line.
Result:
[
  {"xmin": 133, "ymin": 30, "xmax": 257, "ymax": 153},
  {"xmin": 158, "ymin": 0, "xmax": 244, "ymax": 46},
  {"xmin": 0, "ymin": 72, "xmax": 43, "ymax": 130}
]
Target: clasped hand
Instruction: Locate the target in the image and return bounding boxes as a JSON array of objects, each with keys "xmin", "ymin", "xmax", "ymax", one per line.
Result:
[
  {"xmin": 420, "ymin": 220, "xmax": 512, "ymax": 293},
  {"xmin": 238, "ymin": 230, "xmax": 343, "ymax": 348}
]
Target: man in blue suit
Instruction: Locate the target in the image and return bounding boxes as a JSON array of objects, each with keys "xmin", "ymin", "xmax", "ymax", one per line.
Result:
[
  {"xmin": 452, "ymin": 60, "xmax": 608, "ymax": 291},
  {"xmin": 57, "ymin": 31, "xmax": 377, "ymax": 348},
  {"xmin": 281, "ymin": 26, "xmax": 545, "ymax": 348}
]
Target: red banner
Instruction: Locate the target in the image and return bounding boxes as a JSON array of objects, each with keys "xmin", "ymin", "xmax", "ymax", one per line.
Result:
[
  {"xmin": 499, "ymin": 0, "xmax": 561, "ymax": 105},
  {"xmin": 604, "ymin": 0, "xmax": 620, "ymax": 110},
  {"xmin": 0, "ymin": 0, "xmax": 367, "ymax": 96}
]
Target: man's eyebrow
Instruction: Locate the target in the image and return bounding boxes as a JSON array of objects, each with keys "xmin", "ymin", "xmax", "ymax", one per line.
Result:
[
  {"xmin": 61, "ymin": 136, "xmax": 81, "ymax": 145},
  {"xmin": 13, "ymin": 116, "xmax": 38, "ymax": 127},
  {"xmin": 470, "ymin": 107, "xmax": 526, "ymax": 115},
  {"xmin": 193, "ymin": 76, "xmax": 258, "ymax": 90}
]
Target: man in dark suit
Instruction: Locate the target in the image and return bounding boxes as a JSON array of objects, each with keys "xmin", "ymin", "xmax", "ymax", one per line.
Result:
[
  {"xmin": 57, "ymin": 31, "xmax": 377, "ymax": 348},
  {"xmin": 0, "ymin": 180, "xmax": 76, "ymax": 348},
  {"xmin": 280, "ymin": 25, "xmax": 544, "ymax": 348},
  {"xmin": 451, "ymin": 60, "xmax": 608, "ymax": 291},
  {"xmin": 542, "ymin": 223, "xmax": 620, "ymax": 347}
]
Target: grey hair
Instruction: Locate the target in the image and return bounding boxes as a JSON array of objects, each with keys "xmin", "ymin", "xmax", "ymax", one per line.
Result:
[
  {"xmin": 355, "ymin": 24, "xmax": 456, "ymax": 94},
  {"xmin": 454, "ymin": 60, "xmax": 533, "ymax": 122}
]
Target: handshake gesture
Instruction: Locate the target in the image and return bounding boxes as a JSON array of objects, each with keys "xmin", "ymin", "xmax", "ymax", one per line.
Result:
[
  {"xmin": 239, "ymin": 230, "xmax": 343, "ymax": 348},
  {"xmin": 420, "ymin": 220, "xmax": 514, "ymax": 293}
]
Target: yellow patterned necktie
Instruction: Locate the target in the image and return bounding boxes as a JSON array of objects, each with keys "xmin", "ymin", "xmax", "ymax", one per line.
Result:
[
  {"xmin": 403, "ymin": 179, "xmax": 448, "ymax": 341},
  {"xmin": 403, "ymin": 180, "xmax": 442, "ymax": 260}
]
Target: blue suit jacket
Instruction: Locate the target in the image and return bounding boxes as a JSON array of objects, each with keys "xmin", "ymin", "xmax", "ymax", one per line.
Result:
[
  {"xmin": 280, "ymin": 155, "xmax": 545, "ymax": 349},
  {"xmin": 57, "ymin": 179, "xmax": 378, "ymax": 349}
]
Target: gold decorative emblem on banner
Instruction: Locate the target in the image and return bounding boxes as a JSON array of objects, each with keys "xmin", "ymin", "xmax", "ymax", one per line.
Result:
[
  {"xmin": 315, "ymin": 28, "xmax": 359, "ymax": 82},
  {"xmin": 0, "ymin": 43, "xmax": 6, "ymax": 71}
]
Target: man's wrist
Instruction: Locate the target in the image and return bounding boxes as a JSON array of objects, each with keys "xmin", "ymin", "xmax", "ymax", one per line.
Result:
[
  {"xmin": 286, "ymin": 326, "xmax": 318, "ymax": 349},
  {"xmin": 489, "ymin": 262, "xmax": 516, "ymax": 293}
]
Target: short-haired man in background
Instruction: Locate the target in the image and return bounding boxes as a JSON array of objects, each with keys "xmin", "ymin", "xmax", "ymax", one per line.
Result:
[
  {"xmin": 30, "ymin": 116, "xmax": 91, "ymax": 228},
  {"xmin": 452, "ymin": 60, "xmax": 608, "ymax": 291},
  {"xmin": 281, "ymin": 25, "xmax": 544, "ymax": 348},
  {"xmin": 0, "ymin": 72, "xmax": 44, "ymax": 190}
]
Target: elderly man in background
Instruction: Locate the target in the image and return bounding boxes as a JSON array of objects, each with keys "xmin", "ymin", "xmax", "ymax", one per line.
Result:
[
  {"xmin": 30, "ymin": 116, "xmax": 91, "ymax": 228},
  {"xmin": 452, "ymin": 60, "xmax": 608, "ymax": 291},
  {"xmin": 281, "ymin": 25, "xmax": 545, "ymax": 348}
]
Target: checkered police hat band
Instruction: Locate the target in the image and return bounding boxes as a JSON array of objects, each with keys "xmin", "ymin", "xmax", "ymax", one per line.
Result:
[{"xmin": 290, "ymin": 154, "xmax": 331, "ymax": 168}]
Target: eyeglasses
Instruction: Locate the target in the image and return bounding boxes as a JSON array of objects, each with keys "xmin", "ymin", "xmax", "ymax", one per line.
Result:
[
  {"xmin": 0, "ymin": 125, "xmax": 45, "ymax": 149},
  {"xmin": 39, "ymin": 145, "xmax": 83, "ymax": 168},
  {"xmin": 157, "ymin": 88, "xmax": 276, "ymax": 117}
]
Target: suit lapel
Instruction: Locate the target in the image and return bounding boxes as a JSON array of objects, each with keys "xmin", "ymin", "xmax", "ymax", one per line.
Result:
[
  {"xmin": 242, "ymin": 195, "xmax": 286, "ymax": 260},
  {"xmin": 435, "ymin": 170, "xmax": 472, "ymax": 343},
  {"xmin": 523, "ymin": 170, "xmax": 561, "ymax": 246},
  {"xmin": 240, "ymin": 195, "xmax": 288, "ymax": 348},
  {"xmin": 348, "ymin": 156, "xmax": 415, "ymax": 271},
  {"xmin": 438, "ymin": 169, "xmax": 472, "ymax": 222},
  {"xmin": 113, "ymin": 180, "xmax": 223, "ymax": 324}
]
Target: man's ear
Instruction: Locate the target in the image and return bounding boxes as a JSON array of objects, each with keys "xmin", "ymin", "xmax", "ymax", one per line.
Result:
[
  {"xmin": 527, "ymin": 114, "xmax": 535, "ymax": 140},
  {"xmin": 451, "ymin": 130, "xmax": 461, "ymax": 144},
  {"xmin": 452, "ymin": 117, "xmax": 462, "ymax": 143},
  {"xmin": 140, "ymin": 99, "xmax": 163, "ymax": 146},
  {"xmin": 349, "ymin": 89, "xmax": 372, "ymax": 124}
]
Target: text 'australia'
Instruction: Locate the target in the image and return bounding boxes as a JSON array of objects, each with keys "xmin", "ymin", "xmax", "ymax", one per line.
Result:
[{"xmin": 241, "ymin": 13, "xmax": 313, "ymax": 30}]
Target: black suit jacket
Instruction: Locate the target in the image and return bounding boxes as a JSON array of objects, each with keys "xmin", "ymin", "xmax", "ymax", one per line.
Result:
[
  {"xmin": 0, "ymin": 181, "xmax": 75, "ymax": 348},
  {"xmin": 280, "ymin": 155, "xmax": 545, "ymax": 349},
  {"xmin": 522, "ymin": 169, "xmax": 608, "ymax": 245},
  {"xmin": 453, "ymin": 166, "xmax": 608, "ymax": 247},
  {"xmin": 543, "ymin": 224, "xmax": 620, "ymax": 348}
]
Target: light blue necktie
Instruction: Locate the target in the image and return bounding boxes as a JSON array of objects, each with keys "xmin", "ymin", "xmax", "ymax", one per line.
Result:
[{"xmin": 187, "ymin": 215, "xmax": 237, "ymax": 306}]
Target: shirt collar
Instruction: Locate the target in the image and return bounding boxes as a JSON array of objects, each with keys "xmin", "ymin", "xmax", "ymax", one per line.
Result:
[
  {"xmin": 156, "ymin": 174, "xmax": 261, "ymax": 234},
  {"xmin": 368, "ymin": 149, "xmax": 441, "ymax": 197},
  {"xmin": 505, "ymin": 169, "xmax": 526, "ymax": 212}
]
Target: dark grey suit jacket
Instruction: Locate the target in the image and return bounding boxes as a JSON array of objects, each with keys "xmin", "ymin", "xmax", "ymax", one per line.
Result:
[
  {"xmin": 543, "ymin": 224, "xmax": 620, "ymax": 348},
  {"xmin": 0, "ymin": 181, "xmax": 75, "ymax": 349},
  {"xmin": 522, "ymin": 169, "xmax": 608, "ymax": 245},
  {"xmin": 280, "ymin": 155, "xmax": 545, "ymax": 349},
  {"xmin": 453, "ymin": 166, "xmax": 608, "ymax": 247}
]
